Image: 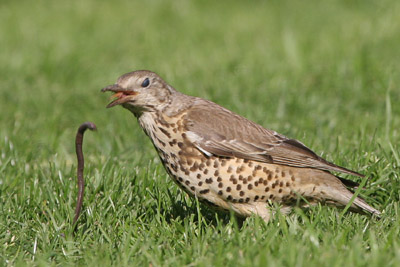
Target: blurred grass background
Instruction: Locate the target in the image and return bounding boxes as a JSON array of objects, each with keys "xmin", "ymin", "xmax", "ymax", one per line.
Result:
[{"xmin": 1, "ymin": 0, "xmax": 400, "ymax": 266}]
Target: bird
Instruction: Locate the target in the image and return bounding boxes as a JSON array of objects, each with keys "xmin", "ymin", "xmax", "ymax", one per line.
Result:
[{"xmin": 101, "ymin": 70, "xmax": 380, "ymax": 222}]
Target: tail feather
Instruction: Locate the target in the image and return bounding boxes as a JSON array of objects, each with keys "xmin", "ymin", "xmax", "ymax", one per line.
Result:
[
  {"xmin": 318, "ymin": 171, "xmax": 381, "ymax": 216},
  {"xmin": 346, "ymin": 191, "xmax": 381, "ymax": 216},
  {"xmin": 327, "ymin": 183, "xmax": 381, "ymax": 216}
]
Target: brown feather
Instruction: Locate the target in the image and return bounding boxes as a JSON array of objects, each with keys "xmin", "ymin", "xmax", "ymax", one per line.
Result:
[{"xmin": 184, "ymin": 98, "xmax": 364, "ymax": 177}]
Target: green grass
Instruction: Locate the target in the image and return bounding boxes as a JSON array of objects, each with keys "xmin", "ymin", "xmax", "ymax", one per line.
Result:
[{"xmin": 1, "ymin": 0, "xmax": 400, "ymax": 265}]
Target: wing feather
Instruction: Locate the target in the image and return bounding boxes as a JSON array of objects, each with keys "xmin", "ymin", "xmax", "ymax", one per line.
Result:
[{"xmin": 184, "ymin": 99, "xmax": 364, "ymax": 177}]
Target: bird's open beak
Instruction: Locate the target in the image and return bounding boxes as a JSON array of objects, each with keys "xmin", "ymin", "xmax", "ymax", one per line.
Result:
[{"xmin": 101, "ymin": 84, "xmax": 138, "ymax": 108}]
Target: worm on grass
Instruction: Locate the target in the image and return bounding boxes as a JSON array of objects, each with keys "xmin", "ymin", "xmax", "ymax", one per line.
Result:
[{"xmin": 73, "ymin": 122, "xmax": 97, "ymax": 228}]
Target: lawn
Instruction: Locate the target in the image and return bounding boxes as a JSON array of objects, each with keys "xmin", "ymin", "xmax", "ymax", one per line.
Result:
[{"xmin": 1, "ymin": 0, "xmax": 400, "ymax": 266}]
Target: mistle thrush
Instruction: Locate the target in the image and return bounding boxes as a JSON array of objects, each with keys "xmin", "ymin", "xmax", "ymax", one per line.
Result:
[{"xmin": 102, "ymin": 70, "xmax": 380, "ymax": 222}]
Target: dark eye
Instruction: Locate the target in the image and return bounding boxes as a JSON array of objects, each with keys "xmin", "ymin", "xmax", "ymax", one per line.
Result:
[{"xmin": 141, "ymin": 78, "xmax": 150, "ymax": 87}]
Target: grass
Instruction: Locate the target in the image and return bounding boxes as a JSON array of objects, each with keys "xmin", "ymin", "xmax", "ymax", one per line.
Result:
[{"xmin": 1, "ymin": 0, "xmax": 400, "ymax": 265}]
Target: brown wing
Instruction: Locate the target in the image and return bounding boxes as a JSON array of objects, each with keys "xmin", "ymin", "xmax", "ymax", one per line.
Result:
[{"xmin": 184, "ymin": 98, "xmax": 364, "ymax": 177}]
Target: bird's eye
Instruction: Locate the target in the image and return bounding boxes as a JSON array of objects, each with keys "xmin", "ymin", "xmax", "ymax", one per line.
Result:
[{"xmin": 141, "ymin": 78, "xmax": 150, "ymax": 87}]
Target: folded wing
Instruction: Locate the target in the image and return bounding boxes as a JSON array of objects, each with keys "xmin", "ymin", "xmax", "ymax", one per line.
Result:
[{"xmin": 184, "ymin": 99, "xmax": 364, "ymax": 178}]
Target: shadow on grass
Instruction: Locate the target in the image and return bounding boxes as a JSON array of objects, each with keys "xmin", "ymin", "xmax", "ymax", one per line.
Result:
[{"xmin": 160, "ymin": 198, "xmax": 247, "ymax": 228}]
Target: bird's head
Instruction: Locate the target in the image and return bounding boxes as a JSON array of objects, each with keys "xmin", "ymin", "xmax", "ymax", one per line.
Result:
[{"xmin": 101, "ymin": 70, "xmax": 175, "ymax": 116}]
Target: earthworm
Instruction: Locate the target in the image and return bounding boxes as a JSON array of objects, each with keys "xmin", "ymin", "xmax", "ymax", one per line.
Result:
[{"xmin": 73, "ymin": 122, "xmax": 97, "ymax": 228}]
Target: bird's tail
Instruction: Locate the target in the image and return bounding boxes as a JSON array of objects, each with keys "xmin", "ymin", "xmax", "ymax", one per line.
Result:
[
  {"xmin": 338, "ymin": 188, "xmax": 381, "ymax": 216},
  {"xmin": 321, "ymin": 174, "xmax": 381, "ymax": 216}
]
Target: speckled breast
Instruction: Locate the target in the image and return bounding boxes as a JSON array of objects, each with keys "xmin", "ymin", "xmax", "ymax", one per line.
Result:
[{"xmin": 138, "ymin": 112, "xmax": 301, "ymax": 210}]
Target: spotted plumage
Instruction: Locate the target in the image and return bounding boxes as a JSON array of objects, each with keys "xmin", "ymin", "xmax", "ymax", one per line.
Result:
[{"xmin": 102, "ymin": 70, "xmax": 380, "ymax": 222}]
